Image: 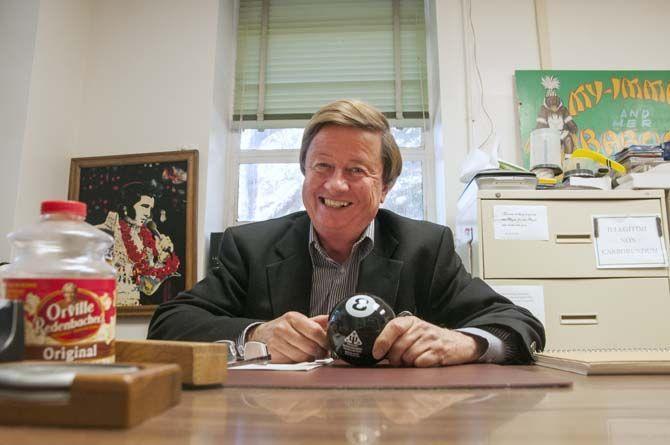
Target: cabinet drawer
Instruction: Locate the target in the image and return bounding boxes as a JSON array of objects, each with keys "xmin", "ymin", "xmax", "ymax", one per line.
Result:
[
  {"xmin": 488, "ymin": 278, "xmax": 670, "ymax": 351},
  {"xmin": 481, "ymin": 198, "xmax": 668, "ymax": 278}
]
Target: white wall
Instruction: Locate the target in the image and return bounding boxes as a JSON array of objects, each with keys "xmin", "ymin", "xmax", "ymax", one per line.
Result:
[
  {"xmin": 0, "ymin": 0, "xmax": 39, "ymax": 262},
  {"xmin": 546, "ymin": 0, "xmax": 670, "ymax": 70},
  {"xmin": 75, "ymin": 1, "xmax": 220, "ymax": 340},
  {"xmin": 432, "ymin": 0, "xmax": 476, "ymax": 226},
  {"xmin": 437, "ymin": 0, "xmax": 670, "ymax": 228},
  {"xmin": 206, "ymin": 0, "xmax": 237, "ymax": 261},
  {"xmin": 436, "ymin": 0, "xmax": 542, "ymax": 228},
  {"xmin": 12, "ymin": 0, "xmax": 221, "ymax": 338},
  {"xmin": 83, "ymin": 0, "xmax": 220, "ymax": 338},
  {"xmin": 15, "ymin": 0, "xmax": 92, "ymax": 233}
]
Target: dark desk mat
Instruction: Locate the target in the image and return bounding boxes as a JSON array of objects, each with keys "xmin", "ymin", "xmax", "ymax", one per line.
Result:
[{"xmin": 225, "ymin": 363, "xmax": 572, "ymax": 389}]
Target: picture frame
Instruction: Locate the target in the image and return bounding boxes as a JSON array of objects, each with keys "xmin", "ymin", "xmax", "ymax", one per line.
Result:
[{"xmin": 68, "ymin": 150, "xmax": 198, "ymax": 316}]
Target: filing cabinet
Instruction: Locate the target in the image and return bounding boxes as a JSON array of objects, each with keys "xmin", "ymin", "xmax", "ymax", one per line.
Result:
[{"xmin": 455, "ymin": 189, "xmax": 670, "ymax": 351}]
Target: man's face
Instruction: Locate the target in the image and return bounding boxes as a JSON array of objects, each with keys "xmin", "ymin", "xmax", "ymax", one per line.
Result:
[
  {"xmin": 131, "ymin": 195, "xmax": 155, "ymax": 225},
  {"xmin": 302, "ymin": 125, "xmax": 389, "ymax": 243}
]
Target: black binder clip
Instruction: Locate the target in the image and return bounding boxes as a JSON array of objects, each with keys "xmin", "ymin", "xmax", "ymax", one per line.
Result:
[{"xmin": 0, "ymin": 300, "xmax": 24, "ymax": 362}]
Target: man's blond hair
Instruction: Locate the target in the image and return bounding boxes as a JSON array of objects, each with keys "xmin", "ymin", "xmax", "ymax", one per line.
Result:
[{"xmin": 300, "ymin": 99, "xmax": 402, "ymax": 187}]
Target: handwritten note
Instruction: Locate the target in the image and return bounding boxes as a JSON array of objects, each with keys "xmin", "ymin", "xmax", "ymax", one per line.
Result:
[
  {"xmin": 593, "ymin": 215, "xmax": 668, "ymax": 268},
  {"xmin": 493, "ymin": 205, "xmax": 549, "ymax": 240},
  {"xmin": 490, "ymin": 285, "xmax": 545, "ymax": 326}
]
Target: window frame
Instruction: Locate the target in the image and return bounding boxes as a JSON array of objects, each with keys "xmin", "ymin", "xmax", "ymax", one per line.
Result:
[{"xmin": 224, "ymin": 118, "xmax": 435, "ymax": 227}]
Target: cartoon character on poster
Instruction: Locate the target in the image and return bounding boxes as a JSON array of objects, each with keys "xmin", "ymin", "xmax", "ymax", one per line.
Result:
[{"xmin": 535, "ymin": 76, "xmax": 579, "ymax": 154}]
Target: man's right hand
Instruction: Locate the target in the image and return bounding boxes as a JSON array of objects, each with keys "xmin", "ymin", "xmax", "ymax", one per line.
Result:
[{"xmin": 248, "ymin": 312, "xmax": 329, "ymax": 363}]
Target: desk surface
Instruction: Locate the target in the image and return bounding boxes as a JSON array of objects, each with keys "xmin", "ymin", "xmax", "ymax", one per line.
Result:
[{"xmin": 1, "ymin": 366, "xmax": 669, "ymax": 444}]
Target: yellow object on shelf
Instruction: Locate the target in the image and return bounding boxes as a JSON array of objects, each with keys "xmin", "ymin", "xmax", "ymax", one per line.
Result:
[
  {"xmin": 537, "ymin": 177, "xmax": 558, "ymax": 185},
  {"xmin": 571, "ymin": 148, "xmax": 626, "ymax": 174}
]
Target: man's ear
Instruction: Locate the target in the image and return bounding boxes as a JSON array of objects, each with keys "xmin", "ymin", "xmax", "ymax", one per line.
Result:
[{"xmin": 380, "ymin": 183, "xmax": 390, "ymax": 203}]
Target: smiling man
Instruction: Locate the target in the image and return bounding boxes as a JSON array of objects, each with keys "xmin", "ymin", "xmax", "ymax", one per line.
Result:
[
  {"xmin": 148, "ymin": 99, "xmax": 545, "ymax": 366},
  {"xmin": 301, "ymin": 124, "xmax": 388, "ymax": 264}
]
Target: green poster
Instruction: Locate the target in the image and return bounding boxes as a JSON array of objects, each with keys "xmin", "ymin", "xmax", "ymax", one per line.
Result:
[{"xmin": 515, "ymin": 70, "xmax": 670, "ymax": 168}]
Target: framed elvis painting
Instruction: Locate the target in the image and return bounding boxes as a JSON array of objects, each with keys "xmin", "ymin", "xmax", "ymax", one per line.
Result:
[{"xmin": 68, "ymin": 150, "xmax": 198, "ymax": 316}]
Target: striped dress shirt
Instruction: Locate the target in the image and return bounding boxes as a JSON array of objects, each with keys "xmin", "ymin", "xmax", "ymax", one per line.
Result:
[
  {"xmin": 306, "ymin": 221, "xmax": 517, "ymax": 363},
  {"xmin": 308, "ymin": 221, "xmax": 375, "ymax": 316}
]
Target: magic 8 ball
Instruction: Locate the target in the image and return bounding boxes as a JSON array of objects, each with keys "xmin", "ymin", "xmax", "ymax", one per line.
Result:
[{"xmin": 327, "ymin": 294, "xmax": 395, "ymax": 366}]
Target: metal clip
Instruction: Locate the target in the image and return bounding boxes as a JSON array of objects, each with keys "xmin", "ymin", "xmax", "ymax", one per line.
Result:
[
  {"xmin": 214, "ymin": 340, "xmax": 238, "ymax": 364},
  {"xmin": 216, "ymin": 340, "xmax": 271, "ymax": 367}
]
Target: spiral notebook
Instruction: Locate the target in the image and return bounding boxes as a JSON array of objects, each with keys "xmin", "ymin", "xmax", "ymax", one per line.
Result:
[{"xmin": 535, "ymin": 348, "xmax": 670, "ymax": 375}]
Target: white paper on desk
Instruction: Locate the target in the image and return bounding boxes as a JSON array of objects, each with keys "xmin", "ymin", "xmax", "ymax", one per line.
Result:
[
  {"xmin": 490, "ymin": 285, "xmax": 545, "ymax": 326},
  {"xmin": 229, "ymin": 358, "xmax": 333, "ymax": 371},
  {"xmin": 493, "ymin": 205, "xmax": 549, "ymax": 240}
]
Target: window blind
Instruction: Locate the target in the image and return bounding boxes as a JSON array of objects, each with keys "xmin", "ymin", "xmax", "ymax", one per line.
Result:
[{"xmin": 234, "ymin": 0, "xmax": 428, "ymax": 122}]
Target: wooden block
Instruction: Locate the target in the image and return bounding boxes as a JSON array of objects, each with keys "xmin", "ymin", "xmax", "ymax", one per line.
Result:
[
  {"xmin": 116, "ymin": 339, "xmax": 228, "ymax": 386},
  {"xmin": 0, "ymin": 361, "xmax": 181, "ymax": 428}
]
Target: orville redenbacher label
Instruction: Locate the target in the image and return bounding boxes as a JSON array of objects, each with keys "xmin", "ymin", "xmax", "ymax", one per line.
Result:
[{"xmin": 5, "ymin": 278, "xmax": 116, "ymax": 363}]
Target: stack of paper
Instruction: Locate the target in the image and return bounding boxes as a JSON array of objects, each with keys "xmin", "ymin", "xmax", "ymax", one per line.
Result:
[
  {"xmin": 229, "ymin": 358, "xmax": 333, "ymax": 371},
  {"xmin": 614, "ymin": 144, "xmax": 666, "ymax": 172},
  {"xmin": 536, "ymin": 350, "xmax": 670, "ymax": 375},
  {"xmin": 563, "ymin": 175, "xmax": 612, "ymax": 190},
  {"xmin": 615, "ymin": 163, "xmax": 670, "ymax": 189}
]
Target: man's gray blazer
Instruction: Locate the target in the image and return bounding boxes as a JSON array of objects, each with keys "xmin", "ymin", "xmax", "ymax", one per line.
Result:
[{"xmin": 148, "ymin": 209, "xmax": 545, "ymax": 362}]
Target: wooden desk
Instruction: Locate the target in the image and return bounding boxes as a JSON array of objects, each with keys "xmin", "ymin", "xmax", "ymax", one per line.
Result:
[{"xmin": 1, "ymin": 366, "xmax": 669, "ymax": 444}]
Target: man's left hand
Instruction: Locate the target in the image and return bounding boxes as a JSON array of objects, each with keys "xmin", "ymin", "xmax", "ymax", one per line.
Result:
[{"xmin": 371, "ymin": 316, "xmax": 485, "ymax": 367}]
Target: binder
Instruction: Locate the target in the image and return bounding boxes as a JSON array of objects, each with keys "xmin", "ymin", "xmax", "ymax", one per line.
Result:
[{"xmin": 535, "ymin": 348, "xmax": 670, "ymax": 376}]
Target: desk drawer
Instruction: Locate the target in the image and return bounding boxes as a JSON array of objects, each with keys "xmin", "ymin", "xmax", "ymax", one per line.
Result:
[
  {"xmin": 488, "ymin": 277, "xmax": 670, "ymax": 351},
  {"xmin": 481, "ymin": 198, "xmax": 668, "ymax": 278}
]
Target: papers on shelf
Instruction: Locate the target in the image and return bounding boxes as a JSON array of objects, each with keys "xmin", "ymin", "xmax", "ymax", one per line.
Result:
[
  {"xmin": 615, "ymin": 162, "xmax": 670, "ymax": 189},
  {"xmin": 229, "ymin": 358, "xmax": 334, "ymax": 371},
  {"xmin": 563, "ymin": 175, "xmax": 612, "ymax": 190}
]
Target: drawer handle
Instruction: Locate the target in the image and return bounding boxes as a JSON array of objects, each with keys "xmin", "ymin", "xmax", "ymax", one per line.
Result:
[
  {"xmin": 555, "ymin": 234, "xmax": 592, "ymax": 244},
  {"xmin": 561, "ymin": 314, "xmax": 598, "ymax": 325}
]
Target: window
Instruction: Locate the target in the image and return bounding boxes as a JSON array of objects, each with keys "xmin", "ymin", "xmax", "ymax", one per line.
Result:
[{"xmin": 229, "ymin": 0, "xmax": 430, "ymax": 225}]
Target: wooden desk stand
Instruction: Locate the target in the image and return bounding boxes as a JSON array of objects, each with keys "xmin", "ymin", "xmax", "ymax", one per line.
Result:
[
  {"xmin": 0, "ymin": 362, "xmax": 181, "ymax": 428},
  {"xmin": 116, "ymin": 339, "xmax": 228, "ymax": 386}
]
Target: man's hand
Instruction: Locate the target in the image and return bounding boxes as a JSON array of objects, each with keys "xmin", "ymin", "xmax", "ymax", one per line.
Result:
[
  {"xmin": 249, "ymin": 312, "xmax": 329, "ymax": 364},
  {"xmin": 371, "ymin": 316, "xmax": 485, "ymax": 367}
]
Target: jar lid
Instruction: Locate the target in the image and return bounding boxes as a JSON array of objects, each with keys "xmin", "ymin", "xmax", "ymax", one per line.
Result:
[{"xmin": 40, "ymin": 200, "xmax": 87, "ymax": 217}]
